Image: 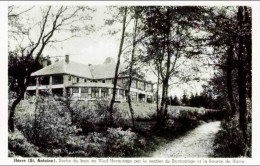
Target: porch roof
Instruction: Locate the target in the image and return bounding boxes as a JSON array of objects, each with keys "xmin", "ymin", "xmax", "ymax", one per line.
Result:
[
  {"xmin": 68, "ymin": 82, "xmax": 124, "ymax": 89},
  {"xmin": 31, "ymin": 60, "xmax": 93, "ymax": 78}
]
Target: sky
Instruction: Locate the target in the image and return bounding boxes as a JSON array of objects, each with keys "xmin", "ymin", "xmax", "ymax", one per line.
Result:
[
  {"xmin": 46, "ymin": 6, "xmax": 121, "ymax": 65},
  {"xmin": 9, "ymin": 6, "xmax": 214, "ymax": 98}
]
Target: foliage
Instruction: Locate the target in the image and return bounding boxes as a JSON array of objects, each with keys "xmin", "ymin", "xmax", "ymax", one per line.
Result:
[
  {"xmin": 8, "ymin": 52, "xmax": 44, "ymax": 97},
  {"xmin": 169, "ymin": 95, "xmax": 180, "ymax": 106},
  {"xmin": 214, "ymin": 119, "xmax": 252, "ymax": 157},
  {"xmin": 8, "ymin": 130, "xmax": 43, "ymax": 157},
  {"xmin": 106, "ymin": 128, "xmax": 138, "ymax": 157},
  {"xmin": 181, "ymin": 92, "xmax": 190, "ymax": 106},
  {"xmin": 116, "ymin": 102, "xmax": 221, "ymax": 122},
  {"xmin": 11, "ymin": 96, "xmax": 224, "ymax": 157},
  {"xmin": 182, "ymin": 92, "xmax": 219, "ymax": 109},
  {"xmin": 15, "ymin": 95, "xmax": 76, "ymax": 148},
  {"xmin": 73, "ymin": 100, "xmax": 108, "ymax": 133},
  {"xmin": 60, "ymin": 133, "xmax": 106, "ymax": 157}
]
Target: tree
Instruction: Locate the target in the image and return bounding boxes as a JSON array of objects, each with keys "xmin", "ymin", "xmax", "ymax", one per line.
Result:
[
  {"xmin": 198, "ymin": 6, "xmax": 251, "ymax": 155},
  {"xmin": 181, "ymin": 92, "xmax": 189, "ymax": 106},
  {"xmin": 8, "ymin": 6, "xmax": 94, "ymax": 132},
  {"xmin": 108, "ymin": 7, "xmax": 128, "ymax": 126},
  {"xmin": 171, "ymin": 95, "xmax": 180, "ymax": 106},
  {"xmin": 142, "ymin": 6, "xmax": 204, "ymax": 127},
  {"xmin": 125, "ymin": 7, "xmax": 144, "ymax": 130}
]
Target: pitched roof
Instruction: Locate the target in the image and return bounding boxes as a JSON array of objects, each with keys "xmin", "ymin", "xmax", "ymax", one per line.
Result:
[
  {"xmin": 31, "ymin": 58, "xmax": 127, "ymax": 80},
  {"xmin": 31, "ymin": 60, "xmax": 92, "ymax": 78},
  {"xmin": 89, "ymin": 62, "xmax": 125, "ymax": 79}
]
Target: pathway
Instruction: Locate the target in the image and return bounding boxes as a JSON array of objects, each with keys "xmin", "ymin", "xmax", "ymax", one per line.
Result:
[{"xmin": 151, "ymin": 121, "xmax": 221, "ymax": 158}]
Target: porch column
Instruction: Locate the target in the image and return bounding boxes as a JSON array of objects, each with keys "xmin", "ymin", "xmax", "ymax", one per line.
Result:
[
  {"xmin": 88, "ymin": 87, "xmax": 92, "ymax": 99},
  {"xmin": 79, "ymin": 87, "xmax": 81, "ymax": 98},
  {"xmin": 145, "ymin": 94, "xmax": 147, "ymax": 103},
  {"xmin": 63, "ymin": 85, "xmax": 66, "ymax": 97},
  {"xmin": 136, "ymin": 93, "xmax": 139, "ymax": 102},
  {"xmin": 99, "ymin": 88, "xmax": 102, "ymax": 98},
  {"xmin": 123, "ymin": 90, "xmax": 126, "ymax": 101},
  {"xmin": 117, "ymin": 89, "xmax": 120, "ymax": 100},
  {"xmin": 49, "ymin": 76, "xmax": 53, "ymax": 94},
  {"xmin": 108, "ymin": 88, "xmax": 112, "ymax": 97},
  {"xmin": 24, "ymin": 91, "xmax": 27, "ymax": 99},
  {"xmin": 36, "ymin": 77, "xmax": 39, "ymax": 95}
]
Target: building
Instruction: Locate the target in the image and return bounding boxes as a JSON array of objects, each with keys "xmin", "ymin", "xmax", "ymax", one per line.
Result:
[{"xmin": 26, "ymin": 55, "xmax": 154, "ymax": 103}]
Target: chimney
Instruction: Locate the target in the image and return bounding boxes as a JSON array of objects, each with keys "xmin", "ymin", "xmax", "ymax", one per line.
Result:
[
  {"xmin": 42, "ymin": 60, "xmax": 48, "ymax": 67},
  {"xmin": 42, "ymin": 56, "xmax": 50, "ymax": 67},
  {"xmin": 65, "ymin": 55, "xmax": 69, "ymax": 63}
]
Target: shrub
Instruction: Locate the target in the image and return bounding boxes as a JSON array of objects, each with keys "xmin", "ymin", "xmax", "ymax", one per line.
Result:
[
  {"xmin": 213, "ymin": 119, "xmax": 251, "ymax": 157},
  {"xmin": 106, "ymin": 128, "xmax": 138, "ymax": 157},
  {"xmin": 74, "ymin": 100, "xmax": 109, "ymax": 133},
  {"xmin": 51, "ymin": 132, "xmax": 107, "ymax": 157},
  {"xmin": 8, "ymin": 130, "xmax": 43, "ymax": 157},
  {"xmin": 175, "ymin": 110, "xmax": 200, "ymax": 128},
  {"xmin": 15, "ymin": 95, "xmax": 76, "ymax": 148}
]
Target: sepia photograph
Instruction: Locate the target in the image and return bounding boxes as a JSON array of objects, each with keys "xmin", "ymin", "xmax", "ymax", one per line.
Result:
[{"xmin": 6, "ymin": 2, "xmax": 255, "ymax": 162}]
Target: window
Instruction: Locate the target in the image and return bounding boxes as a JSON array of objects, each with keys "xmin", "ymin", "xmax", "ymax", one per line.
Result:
[
  {"xmin": 101, "ymin": 88, "xmax": 108, "ymax": 97},
  {"xmin": 91, "ymin": 88, "xmax": 99, "ymax": 98},
  {"xmin": 81, "ymin": 87, "xmax": 88, "ymax": 93},
  {"xmin": 68, "ymin": 76, "xmax": 71, "ymax": 81},
  {"xmin": 84, "ymin": 79, "xmax": 87, "ymax": 83},
  {"xmin": 52, "ymin": 75, "xmax": 63, "ymax": 84},
  {"xmin": 72, "ymin": 88, "xmax": 79, "ymax": 93},
  {"xmin": 138, "ymin": 81, "xmax": 145, "ymax": 90},
  {"xmin": 131, "ymin": 91, "xmax": 137, "ymax": 97},
  {"xmin": 77, "ymin": 77, "xmax": 79, "ymax": 83},
  {"xmin": 119, "ymin": 89, "xmax": 123, "ymax": 95},
  {"xmin": 102, "ymin": 80, "xmax": 105, "ymax": 83},
  {"xmin": 146, "ymin": 83, "xmax": 152, "ymax": 92},
  {"xmin": 131, "ymin": 80, "xmax": 136, "ymax": 88}
]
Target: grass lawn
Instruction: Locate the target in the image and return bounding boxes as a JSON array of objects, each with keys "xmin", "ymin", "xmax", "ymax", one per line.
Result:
[{"xmin": 115, "ymin": 102, "xmax": 208, "ymax": 120}]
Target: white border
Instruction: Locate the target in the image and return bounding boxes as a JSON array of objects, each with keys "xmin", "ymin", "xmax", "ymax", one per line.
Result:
[{"xmin": 1, "ymin": 1, "xmax": 260, "ymax": 165}]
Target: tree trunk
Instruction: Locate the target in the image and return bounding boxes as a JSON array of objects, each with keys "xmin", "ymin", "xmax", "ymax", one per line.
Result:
[
  {"xmin": 127, "ymin": 13, "xmax": 138, "ymax": 130},
  {"xmin": 109, "ymin": 7, "xmax": 127, "ymax": 126},
  {"xmin": 237, "ymin": 6, "xmax": 248, "ymax": 145},
  {"xmin": 238, "ymin": 37, "xmax": 248, "ymax": 144},
  {"xmin": 161, "ymin": 30, "xmax": 172, "ymax": 126},
  {"xmin": 226, "ymin": 45, "xmax": 237, "ymax": 117},
  {"xmin": 162, "ymin": 49, "xmax": 171, "ymax": 126},
  {"xmin": 156, "ymin": 67, "xmax": 160, "ymax": 122},
  {"xmin": 9, "ymin": 91, "xmax": 25, "ymax": 132},
  {"xmin": 157, "ymin": 81, "xmax": 166, "ymax": 127}
]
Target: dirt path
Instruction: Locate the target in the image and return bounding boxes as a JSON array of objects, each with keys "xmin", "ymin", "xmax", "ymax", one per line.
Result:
[{"xmin": 151, "ymin": 121, "xmax": 221, "ymax": 158}]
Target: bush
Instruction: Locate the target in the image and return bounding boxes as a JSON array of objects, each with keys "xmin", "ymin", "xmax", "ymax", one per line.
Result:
[
  {"xmin": 106, "ymin": 128, "xmax": 138, "ymax": 157},
  {"xmin": 75, "ymin": 100, "xmax": 134, "ymax": 130},
  {"xmin": 213, "ymin": 119, "xmax": 251, "ymax": 157},
  {"xmin": 8, "ymin": 130, "xmax": 43, "ymax": 157},
  {"xmin": 74, "ymin": 100, "xmax": 109, "ymax": 133},
  {"xmin": 15, "ymin": 95, "xmax": 76, "ymax": 148},
  {"xmin": 50, "ymin": 132, "xmax": 107, "ymax": 157}
]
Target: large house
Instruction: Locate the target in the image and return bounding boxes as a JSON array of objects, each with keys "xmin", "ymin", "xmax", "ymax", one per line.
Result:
[{"xmin": 26, "ymin": 55, "xmax": 154, "ymax": 103}]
